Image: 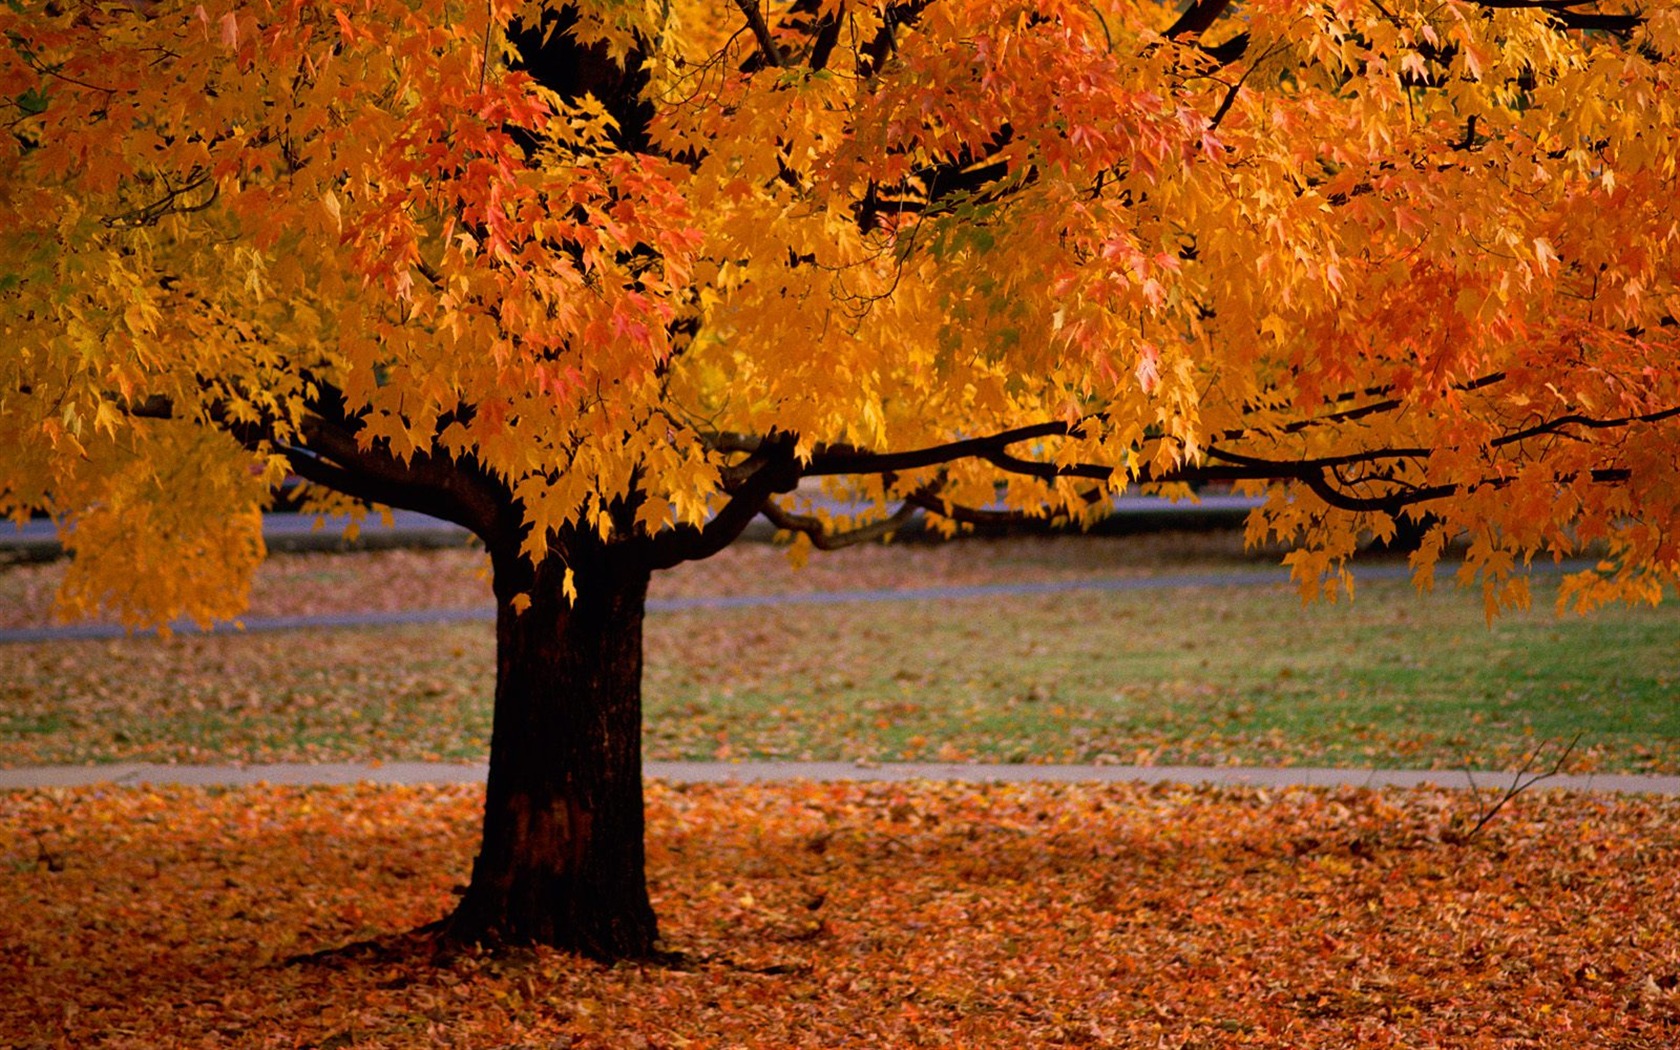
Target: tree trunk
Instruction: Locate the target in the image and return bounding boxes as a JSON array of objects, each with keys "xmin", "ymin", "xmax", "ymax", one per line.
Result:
[{"xmin": 442, "ymin": 541, "xmax": 658, "ymax": 959}]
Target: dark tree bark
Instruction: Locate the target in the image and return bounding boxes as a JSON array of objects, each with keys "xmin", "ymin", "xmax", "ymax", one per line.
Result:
[
  {"xmin": 441, "ymin": 533, "xmax": 659, "ymax": 958},
  {"xmin": 286, "ymin": 401, "xmax": 795, "ymax": 960}
]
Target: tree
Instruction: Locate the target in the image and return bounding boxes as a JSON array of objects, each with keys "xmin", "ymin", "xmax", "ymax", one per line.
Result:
[{"xmin": 3, "ymin": 0, "xmax": 1677, "ymax": 958}]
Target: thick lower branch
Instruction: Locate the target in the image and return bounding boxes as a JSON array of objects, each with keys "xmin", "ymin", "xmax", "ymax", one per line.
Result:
[
  {"xmin": 642, "ymin": 433, "xmax": 800, "ymax": 569},
  {"xmin": 292, "ymin": 411, "xmax": 508, "ymax": 540},
  {"xmin": 280, "ymin": 446, "xmax": 484, "ymax": 533},
  {"xmin": 761, "ymin": 495, "xmax": 923, "ymax": 550}
]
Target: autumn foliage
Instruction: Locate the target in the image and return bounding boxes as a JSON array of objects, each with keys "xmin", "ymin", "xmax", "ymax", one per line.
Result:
[
  {"xmin": 6, "ymin": 781, "xmax": 1680, "ymax": 1048},
  {"xmin": 3, "ymin": 0, "xmax": 1679, "ymax": 616}
]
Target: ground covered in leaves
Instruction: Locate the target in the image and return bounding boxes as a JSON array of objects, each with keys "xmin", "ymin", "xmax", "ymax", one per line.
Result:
[{"xmin": 5, "ymin": 781, "xmax": 1680, "ymax": 1048}]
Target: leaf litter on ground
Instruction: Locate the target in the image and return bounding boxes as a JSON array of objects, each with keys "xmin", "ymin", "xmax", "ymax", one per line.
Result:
[{"xmin": 4, "ymin": 781, "xmax": 1680, "ymax": 1048}]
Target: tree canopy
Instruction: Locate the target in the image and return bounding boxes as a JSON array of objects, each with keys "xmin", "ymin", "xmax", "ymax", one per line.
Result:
[
  {"xmin": 6, "ymin": 0, "xmax": 1680, "ymax": 960},
  {"xmin": 4, "ymin": 0, "xmax": 1678, "ymax": 621}
]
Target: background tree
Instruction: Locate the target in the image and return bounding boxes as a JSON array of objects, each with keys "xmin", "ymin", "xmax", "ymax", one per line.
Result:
[{"xmin": 3, "ymin": 0, "xmax": 1677, "ymax": 958}]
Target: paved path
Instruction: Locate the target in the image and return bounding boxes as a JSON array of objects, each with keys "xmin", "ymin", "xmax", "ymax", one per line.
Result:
[
  {"xmin": 1, "ymin": 496, "xmax": 1265, "ymax": 557},
  {"xmin": 1, "ymin": 510, "xmax": 476, "ymax": 558},
  {"xmin": 0, "ymin": 560, "xmax": 1600, "ymax": 644},
  {"xmin": 3, "ymin": 760, "xmax": 1676, "ymax": 794},
  {"xmin": 0, "ymin": 567, "xmax": 1309, "ymax": 643}
]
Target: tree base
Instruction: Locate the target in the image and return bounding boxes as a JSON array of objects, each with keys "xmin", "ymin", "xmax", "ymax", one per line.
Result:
[{"xmin": 440, "ymin": 884, "xmax": 660, "ymax": 962}]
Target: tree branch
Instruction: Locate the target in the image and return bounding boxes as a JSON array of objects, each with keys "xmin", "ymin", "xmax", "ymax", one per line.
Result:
[
  {"xmin": 1165, "ymin": 0, "xmax": 1235, "ymax": 39},
  {"xmin": 641, "ymin": 433, "xmax": 801, "ymax": 569},
  {"xmin": 804, "ymin": 418, "xmax": 1439, "ymax": 514},
  {"xmin": 761, "ymin": 495, "xmax": 924, "ymax": 550},
  {"xmin": 903, "ymin": 486, "xmax": 1107, "ymax": 527},
  {"xmin": 711, "ymin": 432, "xmax": 764, "ymax": 453},
  {"xmin": 808, "ymin": 7, "xmax": 844, "ymax": 71},
  {"xmin": 1218, "ymin": 372, "xmax": 1509, "ymax": 443},
  {"xmin": 1466, "ymin": 0, "xmax": 1642, "ymax": 34},
  {"xmin": 859, "ymin": 0, "xmax": 934, "ymax": 78},
  {"xmin": 1199, "ymin": 446, "xmax": 1456, "ymax": 513},
  {"xmin": 1489, "ymin": 404, "xmax": 1680, "ymax": 449},
  {"xmin": 804, "ymin": 421, "xmax": 1090, "ymax": 476},
  {"xmin": 125, "ymin": 394, "xmax": 176, "ymax": 419},
  {"xmin": 732, "ymin": 0, "xmax": 786, "ymax": 68},
  {"xmin": 984, "ymin": 447, "xmax": 1112, "ymax": 481},
  {"xmin": 293, "ymin": 407, "xmax": 507, "ymax": 540}
]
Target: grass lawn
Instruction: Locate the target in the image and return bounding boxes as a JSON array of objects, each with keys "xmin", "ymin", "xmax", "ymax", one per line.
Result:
[
  {"xmin": 644, "ymin": 575, "xmax": 1680, "ymax": 772},
  {"xmin": 1, "ymin": 532, "xmax": 1676, "ymax": 772}
]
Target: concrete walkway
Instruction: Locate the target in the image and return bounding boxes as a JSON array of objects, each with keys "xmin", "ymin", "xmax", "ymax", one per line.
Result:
[
  {"xmin": 3, "ymin": 760, "xmax": 1677, "ymax": 794},
  {"xmin": 1, "ymin": 496, "xmax": 1265, "ymax": 558},
  {"xmin": 0, "ymin": 568, "xmax": 1311, "ymax": 644}
]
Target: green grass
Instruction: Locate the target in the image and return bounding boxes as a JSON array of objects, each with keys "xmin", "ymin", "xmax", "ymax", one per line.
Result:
[
  {"xmin": 641, "ymin": 577, "xmax": 1680, "ymax": 771},
  {"xmin": 3, "ymin": 564, "xmax": 1677, "ymax": 772},
  {"xmin": 0, "ymin": 631, "xmax": 495, "ymax": 765}
]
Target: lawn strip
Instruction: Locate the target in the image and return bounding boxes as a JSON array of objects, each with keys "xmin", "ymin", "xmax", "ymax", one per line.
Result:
[{"xmin": 4, "ymin": 576, "xmax": 1677, "ymax": 772}]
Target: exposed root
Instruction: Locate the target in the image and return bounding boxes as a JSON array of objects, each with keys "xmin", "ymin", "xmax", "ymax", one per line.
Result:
[{"xmin": 281, "ymin": 920, "xmax": 448, "ymax": 969}]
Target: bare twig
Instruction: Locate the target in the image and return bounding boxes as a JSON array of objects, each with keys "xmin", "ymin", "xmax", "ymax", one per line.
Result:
[
  {"xmin": 1453, "ymin": 733, "xmax": 1582, "ymax": 844},
  {"xmin": 479, "ymin": 0, "xmax": 493, "ymax": 91}
]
